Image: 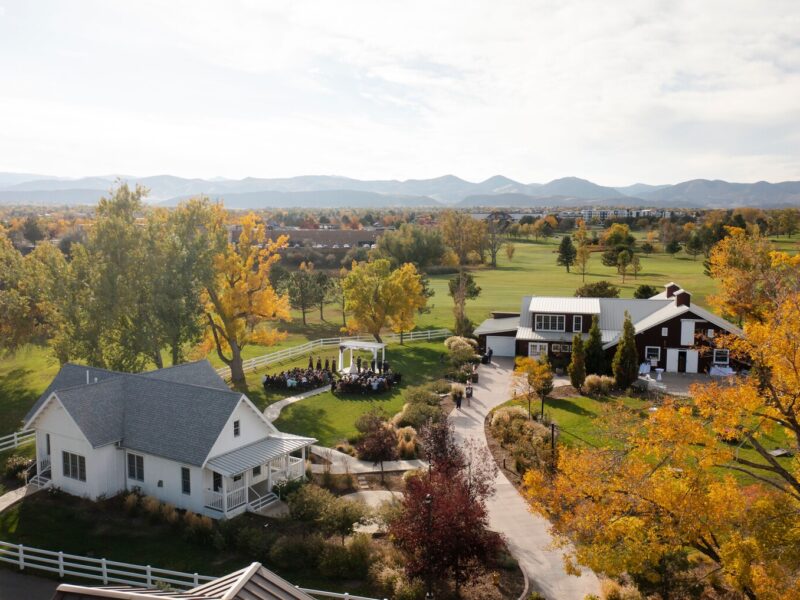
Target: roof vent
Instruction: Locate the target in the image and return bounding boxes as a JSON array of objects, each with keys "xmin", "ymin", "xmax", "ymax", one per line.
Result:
[
  {"xmin": 674, "ymin": 289, "xmax": 691, "ymax": 307},
  {"xmin": 665, "ymin": 283, "xmax": 680, "ymax": 298}
]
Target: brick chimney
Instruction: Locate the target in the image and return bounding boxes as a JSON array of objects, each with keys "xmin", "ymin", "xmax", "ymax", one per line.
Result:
[
  {"xmin": 664, "ymin": 282, "xmax": 680, "ymax": 298},
  {"xmin": 674, "ymin": 289, "xmax": 691, "ymax": 307}
]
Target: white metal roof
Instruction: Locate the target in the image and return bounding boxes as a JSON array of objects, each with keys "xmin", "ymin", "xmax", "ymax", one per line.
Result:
[
  {"xmin": 474, "ymin": 316, "xmax": 520, "ymax": 335},
  {"xmin": 337, "ymin": 340, "xmax": 386, "ymax": 350},
  {"xmin": 527, "ymin": 296, "xmax": 601, "ymax": 314},
  {"xmin": 205, "ymin": 435, "xmax": 316, "ymax": 477}
]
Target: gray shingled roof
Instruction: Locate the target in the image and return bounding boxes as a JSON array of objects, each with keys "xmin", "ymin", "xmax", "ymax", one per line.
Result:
[
  {"xmin": 25, "ymin": 360, "xmax": 249, "ymax": 467},
  {"xmin": 141, "ymin": 361, "xmax": 230, "ymax": 391}
]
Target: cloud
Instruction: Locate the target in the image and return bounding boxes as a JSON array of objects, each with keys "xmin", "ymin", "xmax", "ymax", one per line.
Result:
[{"xmin": 0, "ymin": 0, "xmax": 799, "ymax": 183}]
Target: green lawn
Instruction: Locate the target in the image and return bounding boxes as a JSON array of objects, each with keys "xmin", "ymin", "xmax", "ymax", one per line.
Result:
[{"xmin": 273, "ymin": 341, "xmax": 447, "ymax": 446}]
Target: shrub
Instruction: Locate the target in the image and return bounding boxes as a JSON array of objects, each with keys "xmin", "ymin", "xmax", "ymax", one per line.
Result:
[
  {"xmin": 583, "ymin": 374, "xmax": 615, "ymax": 397},
  {"xmin": 160, "ymin": 503, "xmax": 179, "ymax": 525},
  {"xmin": 141, "ymin": 496, "xmax": 162, "ymax": 521},
  {"xmin": 183, "ymin": 511, "xmax": 213, "ymax": 543},
  {"xmin": 272, "ymin": 477, "xmax": 304, "ymax": 500},
  {"xmin": 396, "ymin": 402, "xmax": 442, "ymax": 429},
  {"xmin": 122, "ymin": 492, "xmax": 139, "ymax": 514},
  {"xmin": 269, "ymin": 534, "xmax": 324, "ymax": 570},
  {"xmin": 403, "ymin": 385, "xmax": 440, "ymax": 406},
  {"xmin": 396, "ymin": 427, "xmax": 419, "ymax": 459},
  {"xmin": 601, "ymin": 579, "xmax": 643, "ymax": 600},
  {"xmin": 348, "ymin": 534, "xmax": 375, "ymax": 578},
  {"xmin": 288, "ymin": 484, "xmax": 335, "ymax": 522},
  {"xmin": 428, "ymin": 379, "xmax": 453, "ymax": 394},
  {"xmin": 319, "ymin": 542, "xmax": 351, "ymax": 578},
  {"xmin": 3, "ymin": 455, "xmax": 32, "ymax": 480},
  {"xmin": 335, "ymin": 442, "xmax": 357, "ymax": 456}
]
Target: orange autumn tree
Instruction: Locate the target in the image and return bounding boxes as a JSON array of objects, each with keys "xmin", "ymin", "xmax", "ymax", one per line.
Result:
[
  {"xmin": 523, "ymin": 292, "xmax": 800, "ymax": 599},
  {"xmin": 202, "ymin": 214, "xmax": 290, "ymax": 385}
]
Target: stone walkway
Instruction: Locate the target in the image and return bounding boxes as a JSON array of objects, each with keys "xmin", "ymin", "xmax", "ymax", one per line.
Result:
[
  {"xmin": 309, "ymin": 445, "xmax": 426, "ymax": 474},
  {"xmin": 263, "ymin": 385, "xmax": 330, "ymax": 422},
  {"xmin": 448, "ymin": 358, "xmax": 600, "ymax": 600},
  {"xmin": 0, "ymin": 483, "xmax": 39, "ymax": 514}
]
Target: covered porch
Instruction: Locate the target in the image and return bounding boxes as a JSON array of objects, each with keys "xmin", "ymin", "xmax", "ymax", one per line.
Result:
[{"xmin": 202, "ymin": 434, "xmax": 315, "ymax": 518}]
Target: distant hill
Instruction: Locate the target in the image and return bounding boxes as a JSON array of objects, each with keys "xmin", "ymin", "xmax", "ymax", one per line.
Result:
[
  {"xmin": 535, "ymin": 177, "xmax": 629, "ymax": 200},
  {"xmin": 615, "ymin": 183, "xmax": 670, "ymax": 197},
  {"xmin": 636, "ymin": 179, "xmax": 800, "ymax": 207},
  {"xmin": 161, "ymin": 189, "xmax": 440, "ymax": 209},
  {"xmin": 1, "ymin": 172, "xmax": 798, "ymax": 208}
]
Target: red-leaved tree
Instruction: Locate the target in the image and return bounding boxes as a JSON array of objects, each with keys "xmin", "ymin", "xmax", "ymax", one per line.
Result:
[{"xmin": 389, "ymin": 421, "xmax": 502, "ymax": 594}]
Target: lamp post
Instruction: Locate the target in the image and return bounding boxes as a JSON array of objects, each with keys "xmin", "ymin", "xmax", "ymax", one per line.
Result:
[{"xmin": 424, "ymin": 492, "xmax": 433, "ymax": 600}]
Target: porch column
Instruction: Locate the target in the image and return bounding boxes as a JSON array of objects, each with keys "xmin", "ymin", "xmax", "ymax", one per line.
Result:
[
  {"xmin": 338, "ymin": 347, "xmax": 344, "ymax": 373},
  {"xmin": 221, "ymin": 477, "xmax": 228, "ymax": 514},
  {"xmin": 382, "ymin": 347, "xmax": 385, "ymax": 364},
  {"xmin": 284, "ymin": 454, "xmax": 289, "ymax": 479},
  {"xmin": 301, "ymin": 447, "xmax": 307, "ymax": 481},
  {"xmin": 267, "ymin": 462, "xmax": 272, "ymax": 495},
  {"xmin": 349, "ymin": 348, "xmax": 354, "ymax": 371}
]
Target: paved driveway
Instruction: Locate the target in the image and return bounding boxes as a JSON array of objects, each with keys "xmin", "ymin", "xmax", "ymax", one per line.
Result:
[{"xmin": 448, "ymin": 358, "xmax": 600, "ymax": 599}]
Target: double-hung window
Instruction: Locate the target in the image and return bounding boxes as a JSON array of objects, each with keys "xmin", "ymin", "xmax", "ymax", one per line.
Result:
[
  {"xmin": 713, "ymin": 349, "xmax": 729, "ymax": 365},
  {"xmin": 534, "ymin": 314, "xmax": 565, "ymax": 332},
  {"xmin": 572, "ymin": 315, "xmax": 583, "ymax": 332},
  {"xmin": 62, "ymin": 451, "xmax": 86, "ymax": 482},
  {"xmin": 645, "ymin": 346, "xmax": 661, "ymax": 362},
  {"xmin": 181, "ymin": 467, "xmax": 191, "ymax": 495},
  {"xmin": 127, "ymin": 453, "xmax": 144, "ymax": 482},
  {"xmin": 233, "ymin": 420, "xmax": 241, "ymax": 437}
]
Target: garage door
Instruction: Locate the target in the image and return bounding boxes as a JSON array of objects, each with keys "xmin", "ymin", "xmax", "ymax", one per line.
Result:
[{"xmin": 485, "ymin": 336, "xmax": 516, "ymax": 357}]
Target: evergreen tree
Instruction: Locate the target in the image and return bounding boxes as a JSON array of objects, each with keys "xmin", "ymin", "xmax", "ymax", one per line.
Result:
[
  {"xmin": 567, "ymin": 333, "xmax": 586, "ymax": 391},
  {"xmin": 556, "ymin": 235, "xmax": 577, "ymax": 272},
  {"xmin": 665, "ymin": 239, "xmax": 682, "ymax": 257},
  {"xmin": 584, "ymin": 315, "xmax": 606, "ymax": 375},
  {"xmin": 612, "ymin": 312, "xmax": 639, "ymax": 389},
  {"xmin": 684, "ymin": 232, "xmax": 704, "ymax": 260}
]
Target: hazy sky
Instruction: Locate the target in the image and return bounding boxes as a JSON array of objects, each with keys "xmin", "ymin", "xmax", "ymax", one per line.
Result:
[{"xmin": 1, "ymin": 0, "xmax": 799, "ymax": 185}]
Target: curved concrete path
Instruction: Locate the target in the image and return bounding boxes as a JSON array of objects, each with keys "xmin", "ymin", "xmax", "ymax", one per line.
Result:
[
  {"xmin": 448, "ymin": 358, "xmax": 600, "ymax": 600},
  {"xmin": 263, "ymin": 385, "xmax": 330, "ymax": 422},
  {"xmin": 309, "ymin": 445, "xmax": 426, "ymax": 474}
]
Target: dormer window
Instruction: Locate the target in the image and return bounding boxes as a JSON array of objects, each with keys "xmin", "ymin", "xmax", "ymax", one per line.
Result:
[
  {"xmin": 233, "ymin": 420, "xmax": 240, "ymax": 437},
  {"xmin": 535, "ymin": 314, "xmax": 565, "ymax": 332}
]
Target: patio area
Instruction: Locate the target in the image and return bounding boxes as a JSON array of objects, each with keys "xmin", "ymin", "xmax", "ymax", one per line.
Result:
[{"xmin": 640, "ymin": 371, "xmax": 740, "ymax": 396}]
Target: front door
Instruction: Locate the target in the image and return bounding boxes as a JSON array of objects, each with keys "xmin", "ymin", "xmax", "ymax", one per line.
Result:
[
  {"xmin": 666, "ymin": 349, "xmax": 679, "ymax": 372},
  {"xmin": 677, "ymin": 350, "xmax": 687, "ymax": 373},
  {"xmin": 213, "ymin": 471, "xmax": 222, "ymax": 492}
]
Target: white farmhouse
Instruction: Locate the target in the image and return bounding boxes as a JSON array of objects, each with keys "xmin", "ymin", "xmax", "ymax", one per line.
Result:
[{"xmin": 22, "ymin": 360, "xmax": 315, "ymax": 519}]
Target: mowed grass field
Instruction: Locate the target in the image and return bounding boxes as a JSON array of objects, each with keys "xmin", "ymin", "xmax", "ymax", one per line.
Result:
[{"xmin": 2, "ymin": 234, "xmax": 797, "ymax": 437}]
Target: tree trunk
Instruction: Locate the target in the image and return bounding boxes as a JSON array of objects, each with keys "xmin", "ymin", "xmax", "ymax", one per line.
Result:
[
  {"xmin": 229, "ymin": 343, "xmax": 245, "ymax": 386},
  {"xmin": 152, "ymin": 351, "xmax": 164, "ymax": 370},
  {"xmin": 319, "ymin": 302, "xmax": 325, "ymax": 321},
  {"xmin": 301, "ymin": 309, "xmax": 307, "ymax": 325},
  {"xmin": 373, "ymin": 332, "xmax": 383, "ymax": 343}
]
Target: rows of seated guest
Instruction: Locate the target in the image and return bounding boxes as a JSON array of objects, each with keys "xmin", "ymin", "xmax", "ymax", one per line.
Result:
[
  {"xmin": 262, "ymin": 357, "xmax": 335, "ymax": 390},
  {"xmin": 334, "ymin": 368, "xmax": 400, "ymax": 394}
]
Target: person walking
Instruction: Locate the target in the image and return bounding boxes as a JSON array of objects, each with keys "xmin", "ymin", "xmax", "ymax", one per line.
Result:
[{"xmin": 455, "ymin": 391, "xmax": 463, "ymax": 410}]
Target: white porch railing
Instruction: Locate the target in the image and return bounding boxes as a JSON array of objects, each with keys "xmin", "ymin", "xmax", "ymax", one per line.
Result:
[
  {"xmin": 40, "ymin": 456, "xmax": 51, "ymax": 472},
  {"xmin": 288, "ymin": 457, "xmax": 305, "ymax": 480},
  {"xmin": 226, "ymin": 485, "xmax": 247, "ymax": 510},
  {"xmin": 215, "ymin": 329, "xmax": 451, "ymax": 379},
  {"xmin": 0, "ymin": 429, "xmax": 35, "ymax": 452},
  {"xmin": 204, "ymin": 490, "xmax": 224, "ymax": 512},
  {"xmin": 0, "ymin": 540, "xmax": 385, "ymax": 599}
]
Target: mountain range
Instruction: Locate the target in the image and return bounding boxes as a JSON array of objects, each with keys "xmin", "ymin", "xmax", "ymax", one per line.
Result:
[{"xmin": 0, "ymin": 172, "xmax": 798, "ymax": 209}]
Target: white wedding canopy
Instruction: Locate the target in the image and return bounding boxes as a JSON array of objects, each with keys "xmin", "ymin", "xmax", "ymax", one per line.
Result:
[{"xmin": 338, "ymin": 340, "xmax": 386, "ymax": 374}]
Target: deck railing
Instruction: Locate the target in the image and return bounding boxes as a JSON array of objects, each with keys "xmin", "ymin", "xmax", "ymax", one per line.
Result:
[
  {"xmin": 226, "ymin": 485, "xmax": 247, "ymax": 510},
  {"xmin": 204, "ymin": 489, "xmax": 224, "ymax": 511},
  {"xmin": 0, "ymin": 540, "xmax": 384, "ymax": 599},
  {"xmin": 0, "ymin": 429, "xmax": 35, "ymax": 452},
  {"xmin": 215, "ymin": 328, "xmax": 451, "ymax": 379}
]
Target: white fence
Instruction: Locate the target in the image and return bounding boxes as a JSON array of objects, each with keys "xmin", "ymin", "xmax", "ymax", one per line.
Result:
[
  {"xmin": 0, "ymin": 540, "xmax": 214, "ymax": 589},
  {"xmin": 216, "ymin": 328, "xmax": 451, "ymax": 379},
  {"xmin": 0, "ymin": 429, "xmax": 35, "ymax": 453},
  {"xmin": 0, "ymin": 540, "xmax": 383, "ymax": 599}
]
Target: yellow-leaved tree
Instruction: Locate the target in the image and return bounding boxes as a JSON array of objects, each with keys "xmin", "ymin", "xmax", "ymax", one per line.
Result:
[
  {"xmin": 341, "ymin": 259, "xmax": 427, "ymax": 342},
  {"xmin": 202, "ymin": 214, "xmax": 291, "ymax": 385},
  {"xmin": 523, "ymin": 290, "xmax": 800, "ymax": 599}
]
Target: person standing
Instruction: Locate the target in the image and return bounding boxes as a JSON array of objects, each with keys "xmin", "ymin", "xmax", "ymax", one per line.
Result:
[{"xmin": 357, "ymin": 356, "xmax": 362, "ymax": 373}]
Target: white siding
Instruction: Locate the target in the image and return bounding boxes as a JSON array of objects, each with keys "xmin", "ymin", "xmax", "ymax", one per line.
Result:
[
  {"xmin": 206, "ymin": 398, "xmax": 274, "ymax": 459},
  {"xmin": 125, "ymin": 451, "xmax": 206, "ymax": 514}
]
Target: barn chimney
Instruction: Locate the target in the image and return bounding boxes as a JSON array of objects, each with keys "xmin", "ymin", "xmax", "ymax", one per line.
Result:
[
  {"xmin": 674, "ymin": 289, "xmax": 691, "ymax": 307},
  {"xmin": 664, "ymin": 282, "xmax": 680, "ymax": 298}
]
